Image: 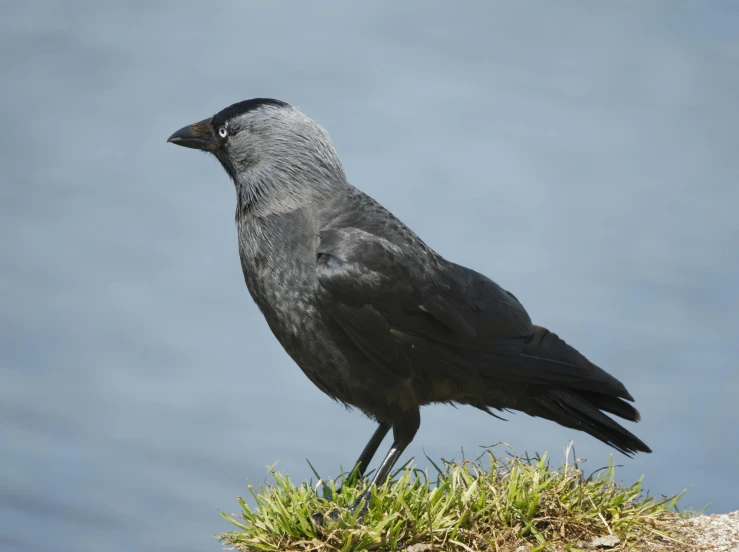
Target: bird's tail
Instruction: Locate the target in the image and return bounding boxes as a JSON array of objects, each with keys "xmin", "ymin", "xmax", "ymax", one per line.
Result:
[
  {"xmin": 528, "ymin": 388, "xmax": 651, "ymax": 456},
  {"xmin": 518, "ymin": 326, "xmax": 651, "ymax": 456}
]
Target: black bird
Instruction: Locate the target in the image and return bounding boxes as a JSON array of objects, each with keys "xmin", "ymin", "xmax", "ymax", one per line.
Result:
[{"xmin": 168, "ymin": 98, "xmax": 650, "ymax": 512}]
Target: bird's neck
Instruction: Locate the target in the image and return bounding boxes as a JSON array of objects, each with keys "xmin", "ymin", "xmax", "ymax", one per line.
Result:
[{"xmin": 233, "ymin": 165, "xmax": 347, "ymax": 221}]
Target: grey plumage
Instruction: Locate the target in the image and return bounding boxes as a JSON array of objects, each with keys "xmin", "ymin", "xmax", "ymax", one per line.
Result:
[{"xmin": 167, "ymin": 98, "xmax": 650, "ymax": 513}]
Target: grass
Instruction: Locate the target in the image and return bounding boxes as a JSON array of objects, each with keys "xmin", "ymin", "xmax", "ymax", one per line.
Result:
[{"xmin": 219, "ymin": 445, "xmax": 689, "ymax": 551}]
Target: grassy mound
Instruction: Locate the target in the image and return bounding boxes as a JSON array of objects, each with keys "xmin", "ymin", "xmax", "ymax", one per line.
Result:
[{"xmin": 220, "ymin": 446, "xmax": 687, "ymax": 551}]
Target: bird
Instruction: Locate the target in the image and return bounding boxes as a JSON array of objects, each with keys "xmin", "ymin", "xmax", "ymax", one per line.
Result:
[{"xmin": 167, "ymin": 98, "xmax": 650, "ymax": 515}]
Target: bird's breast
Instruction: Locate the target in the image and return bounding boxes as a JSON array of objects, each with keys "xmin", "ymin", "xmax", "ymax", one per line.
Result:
[{"xmin": 236, "ymin": 215, "xmax": 356, "ymax": 399}]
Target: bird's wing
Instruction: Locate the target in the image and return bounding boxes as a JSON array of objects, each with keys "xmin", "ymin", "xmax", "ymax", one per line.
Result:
[
  {"xmin": 317, "ymin": 226, "xmax": 643, "ymax": 453},
  {"xmin": 315, "ymin": 226, "xmax": 534, "ymax": 383}
]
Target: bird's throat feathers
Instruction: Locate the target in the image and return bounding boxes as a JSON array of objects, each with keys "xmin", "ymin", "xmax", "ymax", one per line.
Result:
[{"xmin": 232, "ymin": 151, "xmax": 348, "ymax": 221}]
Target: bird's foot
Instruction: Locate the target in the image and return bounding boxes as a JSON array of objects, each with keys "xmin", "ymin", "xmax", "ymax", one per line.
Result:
[
  {"xmin": 310, "ymin": 492, "xmax": 371, "ymax": 527},
  {"xmin": 349, "ymin": 492, "xmax": 370, "ymax": 518},
  {"xmin": 310, "ymin": 508, "xmax": 341, "ymax": 527}
]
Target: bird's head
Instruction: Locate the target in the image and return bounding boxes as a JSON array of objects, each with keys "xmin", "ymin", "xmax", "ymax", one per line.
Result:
[{"xmin": 167, "ymin": 99, "xmax": 346, "ymax": 211}]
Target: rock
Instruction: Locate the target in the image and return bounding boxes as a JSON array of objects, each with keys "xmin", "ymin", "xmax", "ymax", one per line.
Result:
[
  {"xmin": 590, "ymin": 534, "xmax": 620, "ymax": 548},
  {"xmin": 406, "ymin": 544, "xmax": 433, "ymax": 552},
  {"xmin": 681, "ymin": 510, "xmax": 739, "ymax": 552}
]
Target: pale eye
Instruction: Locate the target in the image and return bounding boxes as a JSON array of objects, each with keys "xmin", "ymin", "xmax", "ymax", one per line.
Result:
[{"xmin": 218, "ymin": 126, "xmax": 228, "ymax": 138}]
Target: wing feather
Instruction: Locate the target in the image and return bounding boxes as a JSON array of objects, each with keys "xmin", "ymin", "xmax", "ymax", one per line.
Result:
[{"xmin": 316, "ymin": 227, "xmax": 534, "ymax": 384}]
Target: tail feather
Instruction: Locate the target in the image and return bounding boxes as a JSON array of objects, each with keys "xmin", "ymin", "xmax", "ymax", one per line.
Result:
[
  {"xmin": 532, "ymin": 389, "xmax": 651, "ymax": 456},
  {"xmin": 515, "ymin": 326, "xmax": 650, "ymax": 455},
  {"xmin": 522, "ymin": 326, "xmax": 633, "ymax": 400},
  {"xmin": 577, "ymin": 390, "xmax": 641, "ymax": 422}
]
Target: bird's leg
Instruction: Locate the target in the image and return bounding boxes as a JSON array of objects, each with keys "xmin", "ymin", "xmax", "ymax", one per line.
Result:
[
  {"xmin": 345, "ymin": 421, "xmax": 391, "ymax": 486},
  {"xmin": 349, "ymin": 439, "xmax": 408, "ymax": 516},
  {"xmin": 311, "ymin": 421, "xmax": 391, "ymax": 526},
  {"xmin": 313, "ymin": 440, "xmax": 408, "ymax": 526},
  {"xmin": 312, "ymin": 410, "xmax": 418, "ymax": 526},
  {"xmin": 349, "ymin": 410, "xmax": 420, "ymax": 517}
]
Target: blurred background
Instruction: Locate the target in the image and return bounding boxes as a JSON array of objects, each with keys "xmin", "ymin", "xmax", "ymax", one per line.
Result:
[{"xmin": 2, "ymin": 1, "xmax": 738, "ymax": 551}]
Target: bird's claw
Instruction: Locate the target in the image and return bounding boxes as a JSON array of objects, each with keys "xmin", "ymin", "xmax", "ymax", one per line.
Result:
[
  {"xmin": 310, "ymin": 508, "xmax": 341, "ymax": 527},
  {"xmin": 310, "ymin": 493, "xmax": 371, "ymax": 527},
  {"xmin": 349, "ymin": 494, "xmax": 370, "ymax": 518}
]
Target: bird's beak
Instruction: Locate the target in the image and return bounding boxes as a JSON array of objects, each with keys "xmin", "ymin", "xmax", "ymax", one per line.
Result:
[{"xmin": 167, "ymin": 119, "xmax": 217, "ymax": 152}]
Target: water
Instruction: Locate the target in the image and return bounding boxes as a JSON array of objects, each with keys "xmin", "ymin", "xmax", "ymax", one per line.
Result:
[{"xmin": 1, "ymin": 2, "xmax": 737, "ymax": 551}]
